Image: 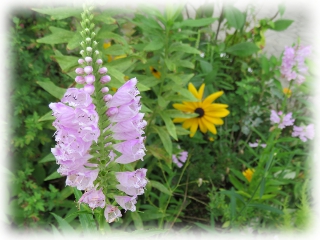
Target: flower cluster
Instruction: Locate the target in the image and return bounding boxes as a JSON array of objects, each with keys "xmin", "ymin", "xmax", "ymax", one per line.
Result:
[
  {"xmin": 281, "ymin": 45, "xmax": 311, "ymax": 84},
  {"xmin": 49, "ymin": 88, "xmax": 99, "ymax": 191},
  {"xmin": 292, "ymin": 124, "xmax": 314, "ymax": 142},
  {"xmin": 49, "ymin": 6, "xmax": 147, "ymax": 223},
  {"xmin": 172, "ymin": 151, "xmax": 188, "ymax": 168},
  {"xmin": 270, "ymin": 110, "xmax": 295, "ymax": 129}
]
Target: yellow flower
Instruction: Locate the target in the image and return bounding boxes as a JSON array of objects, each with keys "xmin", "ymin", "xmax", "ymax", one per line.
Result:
[
  {"xmin": 149, "ymin": 66, "xmax": 161, "ymax": 79},
  {"xmin": 283, "ymin": 87, "xmax": 292, "ymax": 98},
  {"xmin": 173, "ymin": 83, "xmax": 230, "ymax": 137},
  {"xmin": 242, "ymin": 168, "xmax": 254, "ymax": 182}
]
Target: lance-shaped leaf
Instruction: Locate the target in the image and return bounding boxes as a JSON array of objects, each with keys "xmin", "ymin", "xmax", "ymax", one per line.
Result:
[
  {"xmin": 226, "ymin": 42, "xmax": 259, "ymax": 57},
  {"xmin": 37, "ymin": 27, "xmax": 74, "ymax": 45},
  {"xmin": 159, "ymin": 111, "xmax": 178, "ymax": 140},
  {"xmin": 32, "ymin": 7, "xmax": 82, "ymax": 19},
  {"xmin": 152, "ymin": 125, "xmax": 172, "ymax": 156},
  {"xmin": 169, "ymin": 42, "xmax": 201, "ymax": 54},
  {"xmin": 37, "ymin": 80, "xmax": 66, "ymax": 99}
]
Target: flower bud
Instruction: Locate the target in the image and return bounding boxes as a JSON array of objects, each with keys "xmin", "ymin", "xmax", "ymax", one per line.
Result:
[
  {"xmin": 78, "ymin": 59, "xmax": 85, "ymax": 64},
  {"xmin": 100, "ymin": 75, "xmax": 111, "ymax": 83},
  {"xmin": 91, "ymin": 32, "xmax": 96, "ymax": 38},
  {"xmin": 93, "ymin": 41, "xmax": 98, "ymax": 46},
  {"xmin": 103, "ymin": 94, "xmax": 113, "ymax": 102},
  {"xmin": 75, "ymin": 68, "xmax": 84, "ymax": 74},
  {"xmin": 84, "ymin": 66, "xmax": 93, "ymax": 74},
  {"xmin": 99, "ymin": 67, "xmax": 108, "ymax": 74},
  {"xmin": 84, "ymin": 84, "xmax": 95, "ymax": 95},
  {"xmin": 85, "ymin": 74, "xmax": 95, "ymax": 84},
  {"xmin": 95, "ymin": 50, "xmax": 99, "ymax": 55},
  {"xmin": 85, "ymin": 57, "xmax": 92, "ymax": 63},
  {"xmin": 96, "ymin": 59, "xmax": 103, "ymax": 64},
  {"xmin": 80, "ymin": 50, "xmax": 84, "ymax": 55},
  {"xmin": 101, "ymin": 87, "xmax": 109, "ymax": 93},
  {"xmin": 107, "ymin": 106, "xmax": 118, "ymax": 115},
  {"xmin": 75, "ymin": 76, "xmax": 85, "ymax": 84},
  {"xmin": 85, "ymin": 37, "xmax": 91, "ymax": 42},
  {"xmin": 86, "ymin": 47, "xmax": 92, "ymax": 52}
]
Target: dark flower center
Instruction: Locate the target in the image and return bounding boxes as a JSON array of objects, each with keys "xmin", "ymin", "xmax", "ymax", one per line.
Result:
[{"xmin": 194, "ymin": 108, "xmax": 205, "ymax": 118}]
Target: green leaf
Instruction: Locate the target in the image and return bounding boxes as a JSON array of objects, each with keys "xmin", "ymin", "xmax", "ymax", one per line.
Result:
[
  {"xmin": 152, "ymin": 126, "xmax": 172, "ymax": 156},
  {"xmin": 193, "ymin": 222, "xmax": 215, "ymax": 232},
  {"xmin": 94, "ymin": 14, "xmax": 116, "ymax": 24},
  {"xmin": 226, "ymin": 42, "xmax": 259, "ymax": 57},
  {"xmin": 159, "ymin": 111, "xmax": 178, "ymax": 140},
  {"xmin": 50, "ymin": 212, "xmax": 76, "ymax": 234},
  {"xmin": 37, "ymin": 81, "xmax": 66, "ymax": 99},
  {"xmin": 224, "ymin": 6, "xmax": 245, "ymax": 30},
  {"xmin": 177, "ymin": 88, "xmax": 199, "ymax": 101},
  {"xmin": 131, "ymin": 212, "xmax": 144, "ymax": 230},
  {"xmin": 199, "ymin": 60, "xmax": 213, "ymax": 73},
  {"xmin": 67, "ymin": 32, "xmax": 82, "ymax": 50},
  {"xmin": 228, "ymin": 174, "xmax": 245, "ymax": 191},
  {"xmin": 144, "ymin": 41, "xmax": 164, "ymax": 51},
  {"xmin": 150, "ymin": 180, "xmax": 172, "ymax": 196},
  {"xmin": 38, "ymin": 111, "xmax": 55, "ymax": 122},
  {"xmin": 96, "ymin": 31, "xmax": 127, "ymax": 45},
  {"xmin": 45, "ymin": 171, "xmax": 62, "ymax": 181},
  {"xmin": 248, "ymin": 203, "xmax": 283, "ymax": 215},
  {"xmin": 278, "ymin": 4, "xmax": 286, "ymax": 17},
  {"xmin": 169, "ymin": 43, "xmax": 201, "ymax": 54},
  {"xmin": 180, "ymin": 17, "xmax": 218, "ymax": 27},
  {"xmin": 37, "ymin": 27, "xmax": 74, "ymax": 44},
  {"xmin": 53, "ymin": 51, "xmax": 79, "ymax": 72},
  {"xmin": 272, "ymin": 19, "xmax": 294, "ymax": 31},
  {"xmin": 158, "ymin": 96, "xmax": 169, "ymax": 108},
  {"xmin": 32, "ymin": 7, "xmax": 82, "ymax": 19},
  {"xmin": 175, "ymin": 126, "xmax": 190, "ymax": 135},
  {"xmin": 39, "ymin": 153, "xmax": 55, "ymax": 163}
]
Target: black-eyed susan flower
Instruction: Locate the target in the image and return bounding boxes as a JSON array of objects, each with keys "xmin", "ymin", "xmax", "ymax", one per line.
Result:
[
  {"xmin": 283, "ymin": 87, "xmax": 292, "ymax": 98},
  {"xmin": 149, "ymin": 66, "xmax": 161, "ymax": 79},
  {"xmin": 242, "ymin": 168, "xmax": 254, "ymax": 182},
  {"xmin": 172, "ymin": 83, "xmax": 230, "ymax": 137}
]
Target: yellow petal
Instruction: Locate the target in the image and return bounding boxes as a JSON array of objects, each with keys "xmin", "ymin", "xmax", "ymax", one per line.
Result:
[
  {"xmin": 188, "ymin": 83, "xmax": 200, "ymax": 100},
  {"xmin": 205, "ymin": 104, "xmax": 229, "ymax": 111},
  {"xmin": 198, "ymin": 118, "xmax": 208, "ymax": 133},
  {"xmin": 202, "ymin": 91, "xmax": 224, "ymax": 106},
  {"xmin": 206, "ymin": 109, "xmax": 230, "ymax": 118},
  {"xmin": 173, "ymin": 118, "xmax": 187, "ymax": 123},
  {"xmin": 173, "ymin": 103, "xmax": 194, "ymax": 112},
  {"xmin": 202, "ymin": 117, "xmax": 217, "ymax": 134},
  {"xmin": 204, "ymin": 115, "xmax": 224, "ymax": 125},
  {"xmin": 198, "ymin": 84, "xmax": 205, "ymax": 100},
  {"xmin": 189, "ymin": 119, "xmax": 199, "ymax": 137},
  {"xmin": 182, "ymin": 118, "xmax": 196, "ymax": 129}
]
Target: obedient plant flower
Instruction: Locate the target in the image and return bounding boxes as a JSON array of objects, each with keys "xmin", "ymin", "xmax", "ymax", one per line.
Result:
[
  {"xmin": 173, "ymin": 83, "xmax": 230, "ymax": 137},
  {"xmin": 49, "ymin": 5, "xmax": 147, "ymax": 223},
  {"xmin": 249, "ymin": 139, "xmax": 266, "ymax": 148},
  {"xmin": 172, "ymin": 150, "xmax": 188, "ymax": 168},
  {"xmin": 292, "ymin": 124, "xmax": 314, "ymax": 142},
  {"xmin": 281, "ymin": 45, "xmax": 311, "ymax": 84},
  {"xmin": 270, "ymin": 110, "xmax": 295, "ymax": 129}
]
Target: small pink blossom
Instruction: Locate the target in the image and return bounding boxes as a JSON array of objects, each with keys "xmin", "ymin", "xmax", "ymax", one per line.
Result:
[
  {"xmin": 292, "ymin": 124, "xmax": 314, "ymax": 142},
  {"xmin": 114, "ymin": 195, "xmax": 137, "ymax": 212},
  {"xmin": 104, "ymin": 205, "xmax": 122, "ymax": 223},
  {"xmin": 270, "ymin": 110, "xmax": 295, "ymax": 129},
  {"xmin": 79, "ymin": 188, "xmax": 106, "ymax": 209},
  {"xmin": 249, "ymin": 139, "xmax": 267, "ymax": 148}
]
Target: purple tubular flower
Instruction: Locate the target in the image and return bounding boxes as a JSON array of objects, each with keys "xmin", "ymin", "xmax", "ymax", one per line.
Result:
[
  {"xmin": 84, "ymin": 66, "xmax": 93, "ymax": 75},
  {"xmin": 79, "ymin": 188, "xmax": 106, "ymax": 209},
  {"xmin": 281, "ymin": 45, "xmax": 311, "ymax": 84},
  {"xmin": 115, "ymin": 169, "xmax": 148, "ymax": 188},
  {"xmin": 100, "ymin": 75, "xmax": 111, "ymax": 83},
  {"xmin": 99, "ymin": 67, "xmax": 108, "ymax": 74},
  {"xmin": 270, "ymin": 110, "xmax": 295, "ymax": 129},
  {"xmin": 107, "ymin": 78, "xmax": 139, "ymax": 107},
  {"xmin": 114, "ymin": 195, "xmax": 137, "ymax": 212},
  {"xmin": 101, "ymin": 87, "xmax": 109, "ymax": 93},
  {"xmin": 172, "ymin": 150, "xmax": 188, "ymax": 168},
  {"xmin": 103, "ymin": 94, "xmax": 113, "ymax": 102},
  {"xmin": 113, "ymin": 138, "xmax": 146, "ymax": 164},
  {"xmin": 107, "ymin": 99, "xmax": 141, "ymax": 122},
  {"xmin": 292, "ymin": 124, "xmax": 314, "ymax": 142},
  {"xmin": 104, "ymin": 205, "xmax": 122, "ymax": 223}
]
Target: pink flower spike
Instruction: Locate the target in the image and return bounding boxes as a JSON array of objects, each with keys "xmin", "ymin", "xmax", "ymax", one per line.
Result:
[
  {"xmin": 75, "ymin": 76, "xmax": 86, "ymax": 84},
  {"xmin": 78, "ymin": 188, "xmax": 106, "ymax": 209},
  {"xmin": 85, "ymin": 74, "xmax": 95, "ymax": 84},
  {"xmin": 85, "ymin": 56, "xmax": 92, "ymax": 63},
  {"xmin": 104, "ymin": 205, "xmax": 122, "ymax": 223},
  {"xmin": 100, "ymin": 75, "xmax": 111, "ymax": 83},
  {"xmin": 99, "ymin": 67, "xmax": 108, "ymax": 74},
  {"xmin": 84, "ymin": 84, "xmax": 95, "ymax": 95},
  {"xmin": 75, "ymin": 68, "xmax": 84, "ymax": 74},
  {"xmin": 84, "ymin": 66, "xmax": 93, "ymax": 75},
  {"xmin": 114, "ymin": 195, "xmax": 137, "ymax": 212}
]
